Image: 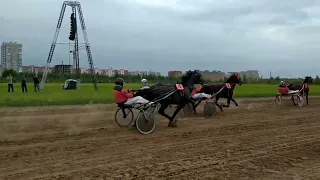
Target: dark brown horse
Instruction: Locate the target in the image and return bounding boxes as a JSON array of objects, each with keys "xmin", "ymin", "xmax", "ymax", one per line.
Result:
[
  {"xmin": 192, "ymin": 73, "xmax": 242, "ymax": 113},
  {"xmin": 287, "ymin": 76, "xmax": 313, "ymax": 105},
  {"xmin": 134, "ymin": 70, "xmax": 204, "ymax": 127}
]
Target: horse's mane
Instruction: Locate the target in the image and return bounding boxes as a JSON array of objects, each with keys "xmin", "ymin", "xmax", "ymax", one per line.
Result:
[
  {"xmin": 181, "ymin": 71, "xmax": 193, "ymax": 85},
  {"xmin": 303, "ymin": 76, "xmax": 312, "ymax": 84}
]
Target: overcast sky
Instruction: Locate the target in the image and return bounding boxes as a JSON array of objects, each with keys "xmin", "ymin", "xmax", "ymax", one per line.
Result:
[{"xmin": 1, "ymin": 0, "xmax": 320, "ymax": 77}]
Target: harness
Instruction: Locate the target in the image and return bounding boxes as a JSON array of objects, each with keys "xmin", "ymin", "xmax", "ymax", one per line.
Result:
[
  {"xmin": 175, "ymin": 84, "xmax": 184, "ymax": 96},
  {"xmin": 299, "ymin": 84, "xmax": 307, "ymax": 96},
  {"xmin": 209, "ymin": 83, "xmax": 232, "ymax": 98}
]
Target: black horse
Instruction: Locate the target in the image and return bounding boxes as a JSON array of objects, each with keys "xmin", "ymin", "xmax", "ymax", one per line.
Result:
[
  {"xmin": 191, "ymin": 73, "xmax": 242, "ymax": 113},
  {"xmin": 287, "ymin": 76, "xmax": 313, "ymax": 105},
  {"xmin": 134, "ymin": 70, "xmax": 203, "ymax": 127}
]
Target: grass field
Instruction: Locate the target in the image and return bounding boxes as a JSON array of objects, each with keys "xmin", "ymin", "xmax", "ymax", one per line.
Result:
[{"xmin": 1, "ymin": 83, "xmax": 320, "ymax": 107}]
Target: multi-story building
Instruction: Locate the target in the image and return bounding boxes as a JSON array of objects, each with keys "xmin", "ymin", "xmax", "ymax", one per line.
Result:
[
  {"xmin": 168, "ymin": 71, "xmax": 183, "ymax": 78},
  {"xmin": 239, "ymin": 70, "xmax": 259, "ymax": 81},
  {"xmin": 128, "ymin": 70, "xmax": 158, "ymax": 76},
  {"xmin": 22, "ymin": 65, "xmax": 53, "ymax": 74},
  {"xmin": 53, "ymin": 64, "xmax": 72, "ymax": 74},
  {"xmin": 200, "ymin": 70, "xmax": 225, "ymax": 82},
  {"xmin": 1, "ymin": 42, "xmax": 22, "ymax": 72},
  {"xmin": 118, "ymin": 69, "xmax": 129, "ymax": 75}
]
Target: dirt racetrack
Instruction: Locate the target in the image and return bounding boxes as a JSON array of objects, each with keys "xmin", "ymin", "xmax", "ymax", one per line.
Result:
[{"xmin": 0, "ymin": 97, "xmax": 320, "ymax": 180}]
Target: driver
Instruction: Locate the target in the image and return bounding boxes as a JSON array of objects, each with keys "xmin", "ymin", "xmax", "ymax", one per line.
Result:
[
  {"xmin": 191, "ymin": 86, "xmax": 211, "ymax": 100},
  {"xmin": 279, "ymin": 81, "xmax": 287, "ymax": 87},
  {"xmin": 141, "ymin": 78, "xmax": 149, "ymax": 89},
  {"xmin": 113, "ymin": 77, "xmax": 153, "ymax": 106}
]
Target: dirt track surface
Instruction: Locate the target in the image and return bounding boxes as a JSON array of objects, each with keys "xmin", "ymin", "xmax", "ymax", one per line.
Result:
[{"xmin": 0, "ymin": 97, "xmax": 320, "ymax": 180}]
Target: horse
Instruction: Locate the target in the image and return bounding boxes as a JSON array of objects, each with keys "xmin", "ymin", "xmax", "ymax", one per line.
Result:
[
  {"xmin": 192, "ymin": 73, "xmax": 242, "ymax": 113},
  {"xmin": 134, "ymin": 70, "xmax": 204, "ymax": 127},
  {"xmin": 287, "ymin": 76, "xmax": 313, "ymax": 105}
]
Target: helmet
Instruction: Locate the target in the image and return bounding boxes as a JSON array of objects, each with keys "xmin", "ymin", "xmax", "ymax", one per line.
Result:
[
  {"xmin": 141, "ymin": 79, "xmax": 148, "ymax": 84},
  {"xmin": 115, "ymin": 77, "xmax": 124, "ymax": 86}
]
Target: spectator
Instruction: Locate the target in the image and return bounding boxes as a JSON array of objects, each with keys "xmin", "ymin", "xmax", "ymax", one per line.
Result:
[
  {"xmin": 7, "ymin": 74, "xmax": 14, "ymax": 92},
  {"xmin": 33, "ymin": 75, "xmax": 40, "ymax": 92},
  {"xmin": 21, "ymin": 74, "xmax": 27, "ymax": 93}
]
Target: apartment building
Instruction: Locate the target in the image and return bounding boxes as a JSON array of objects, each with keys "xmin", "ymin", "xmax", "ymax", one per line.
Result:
[
  {"xmin": 1, "ymin": 42, "xmax": 22, "ymax": 72},
  {"xmin": 22, "ymin": 65, "xmax": 53, "ymax": 74},
  {"xmin": 200, "ymin": 70, "xmax": 225, "ymax": 82},
  {"xmin": 239, "ymin": 70, "xmax": 259, "ymax": 81},
  {"xmin": 168, "ymin": 71, "xmax": 183, "ymax": 78},
  {"xmin": 128, "ymin": 70, "xmax": 159, "ymax": 76}
]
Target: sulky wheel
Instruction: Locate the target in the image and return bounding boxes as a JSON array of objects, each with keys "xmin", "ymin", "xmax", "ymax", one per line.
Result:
[
  {"xmin": 136, "ymin": 111, "xmax": 156, "ymax": 135},
  {"xmin": 292, "ymin": 95, "xmax": 298, "ymax": 106},
  {"xmin": 296, "ymin": 95, "xmax": 304, "ymax": 107},
  {"xmin": 146, "ymin": 103, "xmax": 159, "ymax": 114},
  {"xmin": 115, "ymin": 108, "xmax": 134, "ymax": 127},
  {"xmin": 183, "ymin": 103, "xmax": 194, "ymax": 116},
  {"xmin": 203, "ymin": 102, "xmax": 216, "ymax": 118},
  {"xmin": 275, "ymin": 95, "xmax": 282, "ymax": 106}
]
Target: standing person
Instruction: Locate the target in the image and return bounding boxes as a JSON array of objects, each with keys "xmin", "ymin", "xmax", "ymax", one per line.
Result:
[
  {"xmin": 21, "ymin": 74, "xmax": 27, "ymax": 93},
  {"xmin": 33, "ymin": 75, "xmax": 40, "ymax": 92},
  {"xmin": 7, "ymin": 74, "xmax": 14, "ymax": 92}
]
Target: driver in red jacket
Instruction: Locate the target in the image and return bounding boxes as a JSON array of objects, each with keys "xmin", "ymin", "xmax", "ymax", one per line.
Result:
[{"xmin": 113, "ymin": 77, "xmax": 153, "ymax": 106}]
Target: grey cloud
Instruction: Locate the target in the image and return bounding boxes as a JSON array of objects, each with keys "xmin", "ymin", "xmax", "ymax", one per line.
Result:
[{"xmin": 1, "ymin": 0, "xmax": 320, "ymax": 77}]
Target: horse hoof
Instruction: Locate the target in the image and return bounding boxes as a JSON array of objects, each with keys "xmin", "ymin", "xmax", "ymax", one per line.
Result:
[{"xmin": 168, "ymin": 122, "xmax": 178, "ymax": 127}]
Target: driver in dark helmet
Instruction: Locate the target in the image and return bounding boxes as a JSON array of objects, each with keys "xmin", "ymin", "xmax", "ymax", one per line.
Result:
[{"xmin": 113, "ymin": 77, "xmax": 153, "ymax": 106}]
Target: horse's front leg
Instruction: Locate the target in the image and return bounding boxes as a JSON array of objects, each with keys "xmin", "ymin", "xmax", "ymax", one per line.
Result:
[
  {"xmin": 215, "ymin": 97, "xmax": 223, "ymax": 112},
  {"xmin": 193, "ymin": 100, "xmax": 202, "ymax": 114},
  {"xmin": 157, "ymin": 104, "xmax": 172, "ymax": 122},
  {"xmin": 222, "ymin": 98, "xmax": 231, "ymax": 108},
  {"xmin": 231, "ymin": 98, "xmax": 239, "ymax": 106},
  {"xmin": 168, "ymin": 104, "xmax": 184, "ymax": 127},
  {"xmin": 306, "ymin": 90, "xmax": 309, "ymax": 105}
]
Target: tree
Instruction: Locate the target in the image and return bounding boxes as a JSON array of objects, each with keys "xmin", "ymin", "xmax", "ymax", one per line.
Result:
[
  {"xmin": 275, "ymin": 76, "xmax": 280, "ymax": 80},
  {"xmin": 1, "ymin": 69, "xmax": 18, "ymax": 78},
  {"xmin": 315, "ymin": 75, "xmax": 320, "ymax": 85}
]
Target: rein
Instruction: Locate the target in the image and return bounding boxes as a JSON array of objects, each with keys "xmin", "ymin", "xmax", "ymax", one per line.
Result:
[
  {"xmin": 205, "ymin": 83, "xmax": 237, "ymax": 98},
  {"xmin": 210, "ymin": 85, "xmax": 227, "ymax": 98},
  {"xmin": 152, "ymin": 89, "xmax": 178, "ymax": 103}
]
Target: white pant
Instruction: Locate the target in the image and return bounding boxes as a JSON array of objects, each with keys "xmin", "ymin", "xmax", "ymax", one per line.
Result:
[
  {"xmin": 124, "ymin": 96, "xmax": 153, "ymax": 106},
  {"xmin": 192, "ymin": 93, "xmax": 211, "ymax": 100}
]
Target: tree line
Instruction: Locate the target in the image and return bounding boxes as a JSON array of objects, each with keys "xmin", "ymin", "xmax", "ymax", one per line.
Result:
[{"xmin": 1, "ymin": 69, "xmax": 320, "ymax": 85}]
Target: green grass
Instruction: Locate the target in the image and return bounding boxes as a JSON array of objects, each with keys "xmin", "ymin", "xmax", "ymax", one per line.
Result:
[{"xmin": 1, "ymin": 83, "xmax": 320, "ymax": 107}]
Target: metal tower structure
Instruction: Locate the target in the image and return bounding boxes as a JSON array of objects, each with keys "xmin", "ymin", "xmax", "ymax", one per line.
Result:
[{"xmin": 40, "ymin": 1, "xmax": 98, "ymax": 90}]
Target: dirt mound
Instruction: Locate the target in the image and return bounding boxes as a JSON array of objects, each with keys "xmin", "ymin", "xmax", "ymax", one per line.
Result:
[{"xmin": 0, "ymin": 97, "xmax": 319, "ymax": 180}]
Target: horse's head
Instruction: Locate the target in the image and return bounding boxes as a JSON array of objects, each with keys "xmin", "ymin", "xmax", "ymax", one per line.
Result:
[
  {"xmin": 181, "ymin": 70, "xmax": 204, "ymax": 87},
  {"xmin": 304, "ymin": 76, "xmax": 313, "ymax": 84},
  {"xmin": 226, "ymin": 73, "xmax": 242, "ymax": 85}
]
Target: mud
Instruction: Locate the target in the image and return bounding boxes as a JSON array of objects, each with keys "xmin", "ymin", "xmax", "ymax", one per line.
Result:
[{"xmin": 0, "ymin": 97, "xmax": 319, "ymax": 180}]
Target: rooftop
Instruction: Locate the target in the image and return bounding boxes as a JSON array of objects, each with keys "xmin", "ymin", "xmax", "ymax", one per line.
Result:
[{"xmin": 200, "ymin": 70, "xmax": 225, "ymax": 74}]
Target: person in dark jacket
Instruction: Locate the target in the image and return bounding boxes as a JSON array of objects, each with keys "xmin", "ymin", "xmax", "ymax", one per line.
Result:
[
  {"xmin": 33, "ymin": 75, "xmax": 40, "ymax": 92},
  {"xmin": 21, "ymin": 75, "xmax": 27, "ymax": 93},
  {"xmin": 113, "ymin": 77, "xmax": 153, "ymax": 106}
]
